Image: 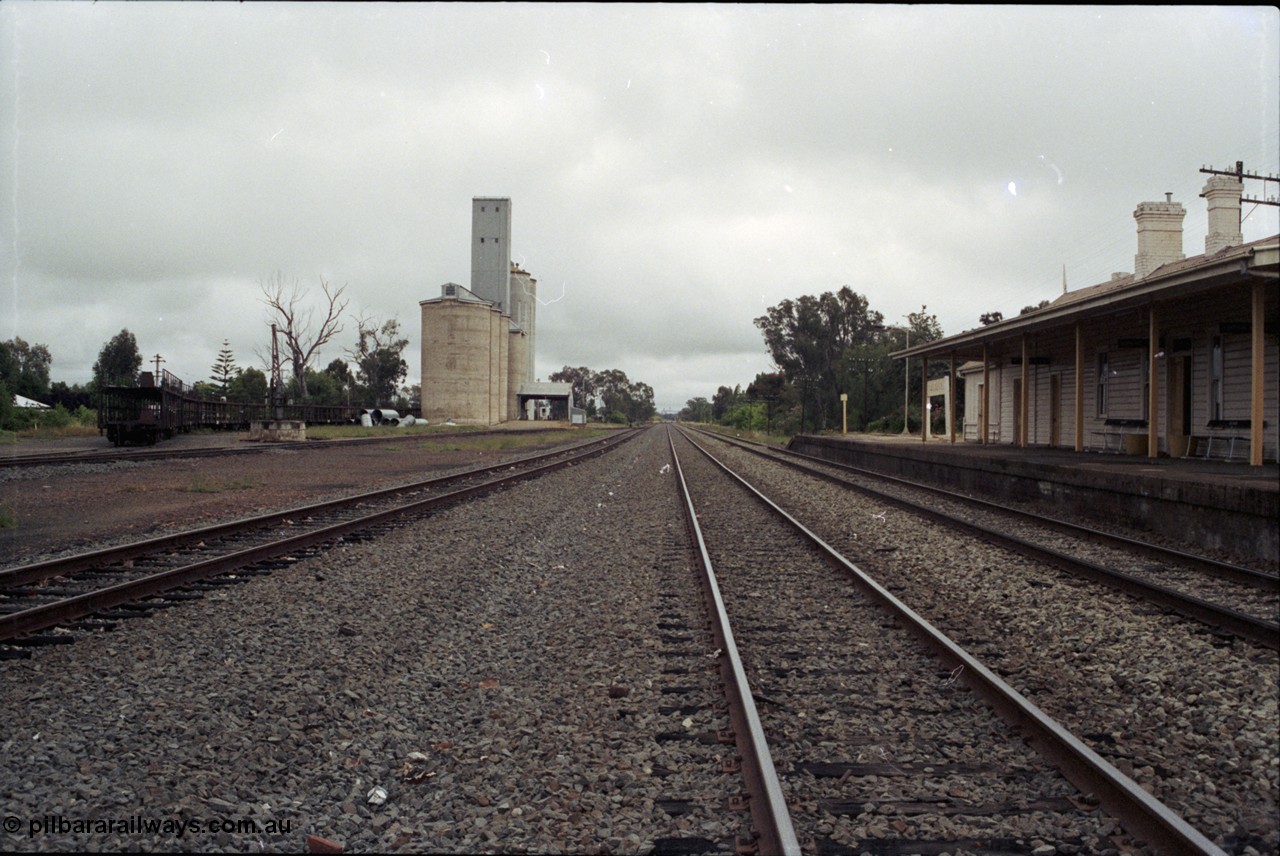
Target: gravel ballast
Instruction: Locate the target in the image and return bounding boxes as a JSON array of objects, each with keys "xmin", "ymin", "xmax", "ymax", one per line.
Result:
[
  {"xmin": 689, "ymin": 429, "xmax": 1279, "ymax": 854},
  {"xmin": 1, "ymin": 428, "xmax": 743, "ymax": 853},
  {"xmin": 5, "ymin": 425, "xmax": 1274, "ymax": 854}
]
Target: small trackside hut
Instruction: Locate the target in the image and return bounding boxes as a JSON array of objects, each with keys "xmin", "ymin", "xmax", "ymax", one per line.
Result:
[{"xmin": 895, "ymin": 172, "xmax": 1278, "ymax": 466}]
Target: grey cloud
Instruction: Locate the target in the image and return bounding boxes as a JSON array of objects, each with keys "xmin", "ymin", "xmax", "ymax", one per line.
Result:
[{"xmin": 3, "ymin": 3, "xmax": 1276, "ymax": 411}]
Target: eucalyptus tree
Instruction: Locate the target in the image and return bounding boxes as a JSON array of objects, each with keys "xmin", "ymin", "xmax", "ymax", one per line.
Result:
[
  {"xmin": 92, "ymin": 329, "xmax": 143, "ymax": 389},
  {"xmin": 755, "ymin": 286, "xmax": 884, "ymax": 430}
]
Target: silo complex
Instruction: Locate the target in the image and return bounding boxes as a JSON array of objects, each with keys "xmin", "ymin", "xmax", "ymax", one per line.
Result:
[{"xmin": 419, "ymin": 199, "xmax": 542, "ymax": 425}]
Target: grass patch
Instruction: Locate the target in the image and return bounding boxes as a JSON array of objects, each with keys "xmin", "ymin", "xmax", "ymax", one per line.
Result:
[
  {"xmin": 183, "ymin": 476, "xmax": 263, "ymax": 494},
  {"xmin": 306, "ymin": 424, "xmax": 487, "ymax": 441},
  {"xmin": 7, "ymin": 424, "xmax": 101, "ymax": 441},
  {"xmin": 306, "ymin": 424, "xmax": 614, "ymax": 453},
  {"xmin": 700, "ymin": 424, "xmax": 793, "ymax": 446},
  {"xmin": 0, "ymin": 506, "xmax": 14, "ymax": 529},
  {"xmin": 451, "ymin": 429, "xmax": 613, "ymax": 453}
]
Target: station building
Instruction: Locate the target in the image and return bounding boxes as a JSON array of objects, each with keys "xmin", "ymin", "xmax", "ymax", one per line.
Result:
[
  {"xmin": 896, "ymin": 174, "xmax": 1279, "ymax": 466},
  {"xmin": 419, "ymin": 198, "xmax": 576, "ymax": 425}
]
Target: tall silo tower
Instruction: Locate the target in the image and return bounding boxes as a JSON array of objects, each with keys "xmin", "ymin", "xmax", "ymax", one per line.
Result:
[{"xmin": 471, "ymin": 197, "xmax": 512, "ymax": 313}]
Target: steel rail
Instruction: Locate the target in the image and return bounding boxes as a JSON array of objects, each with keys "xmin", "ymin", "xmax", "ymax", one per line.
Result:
[
  {"xmin": 665, "ymin": 428, "xmax": 801, "ymax": 856},
  {"xmin": 704, "ymin": 429, "xmax": 1277, "ymax": 591},
  {"xmin": 1, "ymin": 430, "xmax": 640, "ymax": 643},
  {"xmin": 2, "ymin": 431, "xmax": 633, "ymax": 590},
  {"xmin": 0, "ymin": 425, "xmax": 586, "ymax": 469},
  {"xmin": 696, "ymin": 431, "xmax": 1278, "ymax": 650},
  {"xmin": 676, "ymin": 427, "xmax": 1228, "ymax": 856}
]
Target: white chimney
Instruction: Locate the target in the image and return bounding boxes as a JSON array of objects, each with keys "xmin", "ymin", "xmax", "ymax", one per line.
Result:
[
  {"xmin": 1200, "ymin": 175, "xmax": 1243, "ymax": 255},
  {"xmin": 1133, "ymin": 193, "xmax": 1185, "ymax": 278}
]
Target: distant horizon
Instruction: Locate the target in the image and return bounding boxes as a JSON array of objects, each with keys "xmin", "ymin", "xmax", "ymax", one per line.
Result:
[{"xmin": 3, "ymin": 4, "xmax": 1276, "ymax": 411}]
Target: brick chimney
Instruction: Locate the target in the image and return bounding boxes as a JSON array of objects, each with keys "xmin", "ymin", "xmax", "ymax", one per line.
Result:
[
  {"xmin": 1133, "ymin": 193, "xmax": 1185, "ymax": 278},
  {"xmin": 1200, "ymin": 175, "xmax": 1243, "ymax": 255}
]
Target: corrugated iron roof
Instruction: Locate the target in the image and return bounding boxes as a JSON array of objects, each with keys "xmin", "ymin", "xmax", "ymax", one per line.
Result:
[{"xmin": 895, "ymin": 234, "xmax": 1278, "ymax": 360}]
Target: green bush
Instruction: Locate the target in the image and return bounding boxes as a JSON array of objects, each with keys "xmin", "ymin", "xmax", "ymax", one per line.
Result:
[
  {"xmin": 0, "ymin": 380, "xmax": 12, "ymax": 431},
  {"xmin": 725, "ymin": 403, "xmax": 767, "ymax": 432},
  {"xmin": 605, "ymin": 411, "xmax": 628, "ymax": 424},
  {"xmin": 866, "ymin": 403, "xmax": 925, "ymax": 435},
  {"xmin": 0, "ymin": 399, "xmax": 99, "ymax": 436}
]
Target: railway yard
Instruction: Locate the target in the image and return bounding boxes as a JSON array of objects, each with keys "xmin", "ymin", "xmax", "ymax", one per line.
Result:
[{"xmin": 0, "ymin": 425, "xmax": 1276, "ymax": 855}]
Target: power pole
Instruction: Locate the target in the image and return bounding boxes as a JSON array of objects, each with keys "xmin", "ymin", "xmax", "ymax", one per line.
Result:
[
  {"xmin": 901, "ymin": 326, "xmax": 911, "ymax": 435},
  {"xmin": 269, "ymin": 324, "xmax": 285, "ymax": 421},
  {"xmin": 1200, "ymin": 161, "xmax": 1280, "ymax": 207}
]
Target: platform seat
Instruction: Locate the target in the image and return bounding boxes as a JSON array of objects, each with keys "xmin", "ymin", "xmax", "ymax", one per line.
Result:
[
  {"xmin": 1089, "ymin": 418, "xmax": 1147, "ymax": 453},
  {"xmin": 1190, "ymin": 419, "xmax": 1255, "ymax": 462}
]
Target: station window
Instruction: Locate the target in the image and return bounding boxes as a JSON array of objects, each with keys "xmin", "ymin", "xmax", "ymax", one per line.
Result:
[
  {"xmin": 1210, "ymin": 336, "xmax": 1224, "ymax": 420},
  {"xmin": 1096, "ymin": 352, "xmax": 1109, "ymax": 416}
]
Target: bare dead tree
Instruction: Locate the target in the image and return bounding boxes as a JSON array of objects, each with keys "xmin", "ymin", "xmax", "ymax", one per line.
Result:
[{"xmin": 258, "ymin": 272, "xmax": 349, "ymax": 400}]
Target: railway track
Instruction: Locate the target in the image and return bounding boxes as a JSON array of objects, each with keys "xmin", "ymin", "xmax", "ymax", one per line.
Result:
[
  {"xmin": 673, "ymin": 427, "xmax": 1277, "ymax": 853},
  {"xmin": 3, "ymin": 425, "xmax": 1270, "ymax": 852},
  {"xmin": 693, "ymin": 429, "xmax": 1279, "ymax": 650},
  {"xmin": 0, "ymin": 429, "xmax": 640, "ymax": 652},
  {"xmin": 666, "ymin": 426, "xmax": 1224, "ymax": 855},
  {"xmin": 0, "ymin": 426, "xmax": 576, "ymax": 470}
]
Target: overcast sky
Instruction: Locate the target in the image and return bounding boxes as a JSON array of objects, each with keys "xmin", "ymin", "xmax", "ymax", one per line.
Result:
[{"xmin": 3, "ymin": 3, "xmax": 1277, "ymax": 411}]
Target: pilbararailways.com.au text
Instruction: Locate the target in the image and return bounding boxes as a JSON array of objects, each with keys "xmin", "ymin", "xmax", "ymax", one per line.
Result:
[{"xmin": 9, "ymin": 814, "xmax": 293, "ymax": 839}]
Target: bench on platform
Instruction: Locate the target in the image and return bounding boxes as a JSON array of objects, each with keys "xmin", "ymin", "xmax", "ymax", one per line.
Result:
[
  {"xmin": 1190, "ymin": 419, "xmax": 1255, "ymax": 462},
  {"xmin": 963, "ymin": 421, "xmax": 1001, "ymax": 443},
  {"xmin": 1089, "ymin": 418, "xmax": 1148, "ymax": 453}
]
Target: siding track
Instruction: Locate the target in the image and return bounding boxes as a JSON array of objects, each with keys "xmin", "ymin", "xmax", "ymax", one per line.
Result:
[
  {"xmin": 0, "ymin": 430, "xmax": 640, "ymax": 650},
  {"xmin": 0, "ymin": 426, "xmax": 579, "ymax": 470},
  {"xmin": 696, "ymin": 431, "xmax": 1278, "ymax": 646}
]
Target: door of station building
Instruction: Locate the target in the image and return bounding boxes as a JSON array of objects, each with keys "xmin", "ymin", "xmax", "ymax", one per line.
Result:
[
  {"xmin": 1049, "ymin": 374, "xmax": 1061, "ymax": 448},
  {"xmin": 1012, "ymin": 378, "xmax": 1022, "ymax": 447},
  {"xmin": 1166, "ymin": 355, "xmax": 1192, "ymax": 457}
]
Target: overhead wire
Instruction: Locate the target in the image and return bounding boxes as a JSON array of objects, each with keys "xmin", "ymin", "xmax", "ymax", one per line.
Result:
[{"xmin": 1004, "ymin": 132, "xmax": 1280, "ymax": 309}]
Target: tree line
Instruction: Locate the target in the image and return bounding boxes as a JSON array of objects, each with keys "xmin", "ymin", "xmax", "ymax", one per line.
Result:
[
  {"xmin": 547, "ymin": 366, "xmax": 656, "ymax": 426},
  {"xmin": 2, "ymin": 273, "xmax": 418, "ymax": 432},
  {"xmin": 678, "ymin": 286, "xmax": 947, "ymax": 435}
]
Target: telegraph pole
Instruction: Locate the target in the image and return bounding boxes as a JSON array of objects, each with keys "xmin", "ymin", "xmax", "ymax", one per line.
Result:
[
  {"xmin": 1200, "ymin": 161, "xmax": 1280, "ymax": 206},
  {"xmin": 269, "ymin": 324, "xmax": 285, "ymax": 421}
]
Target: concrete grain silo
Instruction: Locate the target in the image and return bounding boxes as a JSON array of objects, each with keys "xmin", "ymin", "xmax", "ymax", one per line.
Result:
[
  {"xmin": 419, "ymin": 197, "xmax": 545, "ymax": 425},
  {"xmin": 420, "ymin": 284, "xmax": 506, "ymax": 424}
]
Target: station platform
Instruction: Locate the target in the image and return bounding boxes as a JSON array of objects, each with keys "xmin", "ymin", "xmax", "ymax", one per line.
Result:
[{"xmin": 787, "ymin": 433, "xmax": 1279, "ymax": 566}]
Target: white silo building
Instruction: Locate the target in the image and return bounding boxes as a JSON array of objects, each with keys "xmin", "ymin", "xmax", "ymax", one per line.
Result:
[{"xmin": 420, "ymin": 198, "xmax": 572, "ymax": 424}]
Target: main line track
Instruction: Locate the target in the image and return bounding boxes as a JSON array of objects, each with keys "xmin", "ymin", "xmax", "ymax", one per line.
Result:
[{"xmin": 666, "ymin": 426, "xmax": 1224, "ymax": 855}]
